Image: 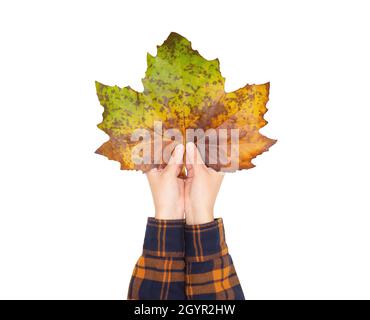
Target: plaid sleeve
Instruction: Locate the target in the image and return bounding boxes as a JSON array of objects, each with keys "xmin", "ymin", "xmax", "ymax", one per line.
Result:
[
  {"xmin": 127, "ymin": 217, "xmax": 186, "ymax": 300},
  {"xmin": 184, "ymin": 218, "xmax": 245, "ymax": 300}
]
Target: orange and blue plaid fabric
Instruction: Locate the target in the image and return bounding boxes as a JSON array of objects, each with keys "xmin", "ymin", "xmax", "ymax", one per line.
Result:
[{"xmin": 127, "ymin": 217, "xmax": 244, "ymax": 300}]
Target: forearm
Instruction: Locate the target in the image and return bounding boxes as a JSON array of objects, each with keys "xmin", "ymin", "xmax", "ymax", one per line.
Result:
[
  {"xmin": 128, "ymin": 218, "xmax": 186, "ymax": 300},
  {"xmin": 184, "ymin": 219, "xmax": 245, "ymax": 300}
]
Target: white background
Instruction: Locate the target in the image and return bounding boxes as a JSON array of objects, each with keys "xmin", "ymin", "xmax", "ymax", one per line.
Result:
[{"xmin": 0, "ymin": 0, "xmax": 369, "ymax": 300}]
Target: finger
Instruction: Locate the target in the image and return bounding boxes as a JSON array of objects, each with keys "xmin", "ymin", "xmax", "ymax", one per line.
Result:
[
  {"xmin": 186, "ymin": 163, "xmax": 194, "ymax": 179},
  {"xmin": 217, "ymin": 172, "xmax": 225, "ymax": 183},
  {"xmin": 177, "ymin": 178, "xmax": 185, "ymax": 193},
  {"xmin": 185, "ymin": 142, "xmax": 195, "ymax": 178},
  {"xmin": 207, "ymin": 166, "xmax": 225, "ymax": 177},
  {"xmin": 163, "ymin": 143, "xmax": 184, "ymax": 175},
  {"xmin": 208, "ymin": 168, "xmax": 224, "ymax": 185},
  {"xmin": 185, "ymin": 142, "xmax": 205, "ymax": 171},
  {"xmin": 146, "ymin": 167, "xmax": 161, "ymax": 182}
]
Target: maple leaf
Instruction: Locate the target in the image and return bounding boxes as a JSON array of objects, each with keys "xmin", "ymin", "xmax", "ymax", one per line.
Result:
[{"xmin": 95, "ymin": 32, "xmax": 276, "ymax": 173}]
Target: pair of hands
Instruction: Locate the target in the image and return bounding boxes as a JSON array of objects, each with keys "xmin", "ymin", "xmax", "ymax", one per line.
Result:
[{"xmin": 146, "ymin": 142, "xmax": 224, "ymax": 225}]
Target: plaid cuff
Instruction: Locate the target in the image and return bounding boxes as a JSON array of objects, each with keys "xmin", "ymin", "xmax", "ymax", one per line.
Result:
[
  {"xmin": 143, "ymin": 217, "xmax": 185, "ymax": 258},
  {"xmin": 184, "ymin": 218, "xmax": 228, "ymax": 262}
]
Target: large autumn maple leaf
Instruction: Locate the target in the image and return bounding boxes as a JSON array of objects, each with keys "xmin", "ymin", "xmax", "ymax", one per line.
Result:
[{"xmin": 95, "ymin": 32, "xmax": 276, "ymax": 172}]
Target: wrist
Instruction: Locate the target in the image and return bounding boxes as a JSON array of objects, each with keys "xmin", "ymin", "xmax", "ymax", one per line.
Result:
[
  {"xmin": 185, "ymin": 208, "xmax": 214, "ymax": 225},
  {"xmin": 184, "ymin": 218, "xmax": 228, "ymax": 262},
  {"xmin": 143, "ymin": 217, "xmax": 185, "ymax": 258},
  {"xmin": 155, "ymin": 208, "xmax": 184, "ymax": 220}
]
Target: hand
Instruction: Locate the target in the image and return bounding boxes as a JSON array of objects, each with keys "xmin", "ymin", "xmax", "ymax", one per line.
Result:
[
  {"xmin": 184, "ymin": 142, "xmax": 224, "ymax": 225},
  {"xmin": 146, "ymin": 144, "xmax": 185, "ymax": 220}
]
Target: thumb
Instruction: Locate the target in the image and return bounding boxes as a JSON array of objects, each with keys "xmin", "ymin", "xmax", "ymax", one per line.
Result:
[
  {"xmin": 185, "ymin": 142, "xmax": 206, "ymax": 177},
  {"xmin": 163, "ymin": 144, "xmax": 184, "ymax": 176}
]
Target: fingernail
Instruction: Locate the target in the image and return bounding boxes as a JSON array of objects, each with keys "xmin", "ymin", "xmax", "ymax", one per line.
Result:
[
  {"xmin": 174, "ymin": 144, "xmax": 184, "ymax": 161},
  {"xmin": 175, "ymin": 143, "xmax": 184, "ymax": 153},
  {"xmin": 186, "ymin": 141, "xmax": 194, "ymax": 150}
]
